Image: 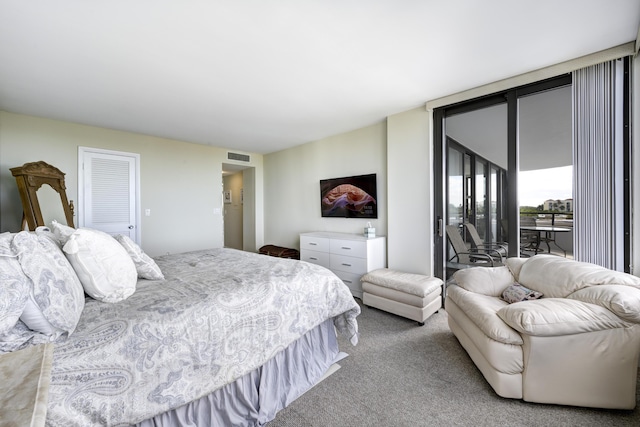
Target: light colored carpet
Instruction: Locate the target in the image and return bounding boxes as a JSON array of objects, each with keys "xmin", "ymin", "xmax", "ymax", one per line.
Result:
[{"xmin": 267, "ymin": 300, "xmax": 640, "ymax": 427}]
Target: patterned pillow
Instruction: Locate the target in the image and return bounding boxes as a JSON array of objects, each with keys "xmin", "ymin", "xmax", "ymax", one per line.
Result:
[
  {"xmin": 12, "ymin": 231, "xmax": 85, "ymax": 339},
  {"xmin": 501, "ymin": 283, "xmax": 544, "ymax": 304},
  {"xmin": 0, "ymin": 320, "xmax": 50, "ymax": 355},
  {"xmin": 35, "ymin": 225, "xmax": 64, "ymax": 248},
  {"xmin": 113, "ymin": 234, "xmax": 164, "ymax": 280},
  {"xmin": 58, "ymin": 227, "xmax": 138, "ymax": 303},
  {"xmin": 0, "ymin": 233, "xmax": 29, "ymax": 336}
]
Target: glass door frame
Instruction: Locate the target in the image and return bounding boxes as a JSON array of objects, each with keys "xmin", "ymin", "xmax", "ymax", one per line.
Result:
[{"xmin": 433, "ymin": 74, "xmax": 573, "ymax": 279}]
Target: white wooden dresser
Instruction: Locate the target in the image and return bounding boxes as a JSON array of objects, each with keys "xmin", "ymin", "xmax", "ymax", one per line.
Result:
[{"xmin": 299, "ymin": 231, "xmax": 386, "ymax": 299}]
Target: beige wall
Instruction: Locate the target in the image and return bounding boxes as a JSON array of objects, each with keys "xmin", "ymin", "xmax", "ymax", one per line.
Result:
[
  {"xmin": 0, "ymin": 111, "xmax": 264, "ymax": 257},
  {"xmin": 263, "ymin": 122, "xmax": 387, "ymax": 250},
  {"xmin": 386, "ymin": 107, "xmax": 433, "ymax": 275}
]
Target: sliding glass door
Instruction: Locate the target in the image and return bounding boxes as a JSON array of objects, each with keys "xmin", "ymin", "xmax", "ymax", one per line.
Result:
[{"xmin": 434, "ymin": 75, "xmax": 573, "ymax": 279}]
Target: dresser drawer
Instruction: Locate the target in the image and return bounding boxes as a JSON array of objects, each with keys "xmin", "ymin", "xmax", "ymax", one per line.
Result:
[
  {"xmin": 330, "ymin": 239, "xmax": 367, "ymax": 258},
  {"xmin": 330, "ymin": 254, "xmax": 367, "ymax": 275},
  {"xmin": 300, "ymin": 235, "xmax": 330, "ymax": 253},
  {"xmin": 300, "ymin": 249, "xmax": 330, "ymax": 268}
]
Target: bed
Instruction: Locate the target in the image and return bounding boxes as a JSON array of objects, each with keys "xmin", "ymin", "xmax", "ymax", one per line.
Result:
[{"xmin": 0, "ymin": 228, "xmax": 360, "ymax": 426}]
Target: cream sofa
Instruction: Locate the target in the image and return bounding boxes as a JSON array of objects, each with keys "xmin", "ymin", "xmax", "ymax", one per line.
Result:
[{"xmin": 445, "ymin": 255, "xmax": 640, "ymax": 409}]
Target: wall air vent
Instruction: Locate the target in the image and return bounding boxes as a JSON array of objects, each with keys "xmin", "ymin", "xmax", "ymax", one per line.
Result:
[{"xmin": 227, "ymin": 152, "xmax": 251, "ymax": 163}]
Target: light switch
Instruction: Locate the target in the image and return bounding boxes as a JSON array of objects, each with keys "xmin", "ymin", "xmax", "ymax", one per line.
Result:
[{"xmin": 145, "ymin": 209, "xmax": 151, "ymax": 216}]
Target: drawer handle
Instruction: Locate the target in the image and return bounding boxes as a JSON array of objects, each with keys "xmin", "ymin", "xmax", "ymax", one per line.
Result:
[
  {"xmin": 344, "ymin": 280, "xmax": 352, "ymax": 284},
  {"xmin": 309, "ymin": 242, "xmax": 317, "ymax": 246},
  {"xmin": 341, "ymin": 246, "xmax": 351, "ymax": 250},
  {"xmin": 342, "ymin": 263, "xmax": 352, "ymax": 267},
  {"xmin": 309, "ymin": 257, "xmax": 318, "ymax": 260}
]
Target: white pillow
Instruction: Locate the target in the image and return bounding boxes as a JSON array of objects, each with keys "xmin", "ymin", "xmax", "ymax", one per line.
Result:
[
  {"xmin": 58, "ymin": 227, "xmax": 138, "ymax": 303},
  {"xmin": 11, "ymin": 231, "xmax": 85, "ymax": 339},
  {"xmin": 35, "ymin": 225, "xmax": 64, "ymax": 248},
  {"xmin": 113, "ymin": 234, "xmax": 164, "ymax": 280},
  {"xmin": 51, "ymin": 220, "xmax": 76, "ymax": 244}
]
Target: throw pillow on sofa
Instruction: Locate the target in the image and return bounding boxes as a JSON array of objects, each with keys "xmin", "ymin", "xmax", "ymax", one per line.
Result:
[{"xmin": 501, "ymin": 283, "xmax": 543, "ymax": 304}]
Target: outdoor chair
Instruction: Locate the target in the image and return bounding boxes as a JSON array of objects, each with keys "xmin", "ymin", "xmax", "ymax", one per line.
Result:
[
  {"xmin": 462, "ymin": 223, "xmax": 507, "ymax": 261},
  {"xmin": 520, "ymin": 216, "xmax": 544, "ymax": 256},
  {"xmin": 445, "ymin": 225, "xmax": 503, "ymax": 267}
]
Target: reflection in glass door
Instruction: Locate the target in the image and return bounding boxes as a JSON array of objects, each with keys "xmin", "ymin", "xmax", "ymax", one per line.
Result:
[
  {"xmin": 489, "ymin": 165, "xmax": 502, "ymax": 243},
  {"xmin": 445, "ymin": 139, "xmax": 506, "ymax": 267},
  {"xmin": 447, "ymin": 147, "xmax": 464, "ymax": 230},
  {"xmin": 475, "ymin": 159, "xmax": 487, "ymax": 240}
]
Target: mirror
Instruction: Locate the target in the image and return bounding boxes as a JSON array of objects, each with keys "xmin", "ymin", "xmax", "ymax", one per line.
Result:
[
  {"xmin": 10, "ymin": 161, "xmax": 75, "ymax": 230},
  {"xmin": 37, "ymin": 184, "xmax": 69, "ymax": 228}
]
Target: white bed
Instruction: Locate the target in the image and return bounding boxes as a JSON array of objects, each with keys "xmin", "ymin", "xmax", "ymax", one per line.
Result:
[{"xmin": 0, "ymin": 229, "xmax": 360, "ymax": 426}]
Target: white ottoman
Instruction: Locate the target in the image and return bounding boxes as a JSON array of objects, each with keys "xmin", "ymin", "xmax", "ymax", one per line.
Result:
[{"xmin": 361, "ymin": 268, "xmax": 443, "ymax": 325}]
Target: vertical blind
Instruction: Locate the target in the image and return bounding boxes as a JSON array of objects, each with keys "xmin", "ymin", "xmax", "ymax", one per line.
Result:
[
  {"xmin": 90, "ymin": 157, "xmax": 131, "ymax": 224},
  {"xmin": 572, "ymin": 59, "xmax": 625, "ymax": 270}
]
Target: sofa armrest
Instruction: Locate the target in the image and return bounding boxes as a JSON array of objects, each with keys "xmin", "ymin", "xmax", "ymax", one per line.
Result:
[{"xmin": 497, "ymin": 298, "xmax": 632, "ymax": 337}]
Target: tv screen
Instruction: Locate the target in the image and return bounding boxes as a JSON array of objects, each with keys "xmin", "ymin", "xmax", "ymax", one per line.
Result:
[{"xmin": 320, "ymin": 173, "xmax": 377, "ymax": 218}]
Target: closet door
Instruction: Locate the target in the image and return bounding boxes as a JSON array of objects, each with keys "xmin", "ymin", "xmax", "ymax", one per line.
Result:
[{"xmin": 78, "ymin": 147, "xmax": 140, "ymax": 242}]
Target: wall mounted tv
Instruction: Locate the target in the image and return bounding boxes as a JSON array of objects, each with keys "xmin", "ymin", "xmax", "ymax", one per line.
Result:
[{"xmin": 320, "ymin": 173, "xmax": 377, "ymax": 218}]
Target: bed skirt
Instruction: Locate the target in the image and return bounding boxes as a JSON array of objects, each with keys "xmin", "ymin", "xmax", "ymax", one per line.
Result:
[{"xmin": 137, "ymin": 319, "xmax": 344, "ymax": 427}]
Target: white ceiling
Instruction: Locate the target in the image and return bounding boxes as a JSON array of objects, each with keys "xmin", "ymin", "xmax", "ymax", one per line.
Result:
[{"xmin": 0, "ymin": 1, "xmax": 638, "ymax": 155}]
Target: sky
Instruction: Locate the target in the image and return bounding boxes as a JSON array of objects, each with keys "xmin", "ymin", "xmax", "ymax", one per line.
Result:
[{"xmin": 519, "ymin": 165, "xmax": 573, "ymax": 207}]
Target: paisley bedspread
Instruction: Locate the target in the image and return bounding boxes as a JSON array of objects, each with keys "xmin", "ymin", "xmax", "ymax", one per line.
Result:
[{"xmin": 45, "ymin": 248, "xmax": 360, "ymax": 426}]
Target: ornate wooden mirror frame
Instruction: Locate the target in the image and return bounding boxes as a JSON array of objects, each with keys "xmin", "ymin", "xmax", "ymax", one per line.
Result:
[{"xmin": 10, "ymin": 161, "xmax": 75, "ymax": 230}]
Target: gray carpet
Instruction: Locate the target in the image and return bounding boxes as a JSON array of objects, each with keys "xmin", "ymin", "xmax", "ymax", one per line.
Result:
[{"xmin": 267, "ymin": 300, "xmax": 640, "ymax": 427}]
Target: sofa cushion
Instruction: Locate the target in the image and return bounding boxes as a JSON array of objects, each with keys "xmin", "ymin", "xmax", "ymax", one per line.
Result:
[
  {"xmin": 567, "ymin": 285, "xmax": 640, "ymax": 323},
  {"xmin": 505, "ymin": 257, "xmax": 527, "ymax": 281},
  {"xmin": 452, "ymin": 266, "xmax": 515, "ymax": 297},
  {"xmin": 446, "ymin": 285, "xmax": 523, "ymax": 345},
  {"xmin": 518, "ymin": 255, "xmax": 640, "ymax": 298},
  {"xmin": 497, "ymin": 298, "xmax": 631, "ymax": 337}
]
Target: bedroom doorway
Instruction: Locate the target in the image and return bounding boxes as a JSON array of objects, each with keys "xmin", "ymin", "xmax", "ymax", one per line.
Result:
[
  {"xmin": 222, "ymin": 163, "xmax": 257, "ymax": 251},
  {"xmin": 223, "ymin": 165, "xmax": 244, "ymax": 249}
]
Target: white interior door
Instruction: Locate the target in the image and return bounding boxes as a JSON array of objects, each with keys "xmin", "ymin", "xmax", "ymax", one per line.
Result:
[{"xmin": 79, "ymin": 147, "xmax": 140, "ymax": 243}]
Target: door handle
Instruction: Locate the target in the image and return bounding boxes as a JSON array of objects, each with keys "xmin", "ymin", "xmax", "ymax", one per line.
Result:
[
  {"xmin": 438, "ymin": 217, "xmax": 443, "ymax": 237},
  {"xmin": 128, "ymin": 225, "xmax": 134, "ymax": 229}
]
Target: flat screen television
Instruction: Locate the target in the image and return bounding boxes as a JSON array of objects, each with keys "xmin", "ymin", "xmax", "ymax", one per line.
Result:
[{"xmin": 320, "ymin": 173, "xmax": 377, "ymax": 218}]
